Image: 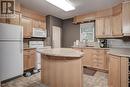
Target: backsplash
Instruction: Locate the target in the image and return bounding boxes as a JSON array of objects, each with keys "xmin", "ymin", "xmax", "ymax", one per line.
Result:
[{"xmin": 107, "ymin": 39, "xmax": 130, "ymax": 48}]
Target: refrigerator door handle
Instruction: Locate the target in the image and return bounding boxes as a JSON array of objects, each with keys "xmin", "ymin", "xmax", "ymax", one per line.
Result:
[
  {"xmin": 20, "ymin": 28, "xmax": 23, "ymax": 53},
  {"xmin": 20, "ymin": 41, "xmax": 23, "ymax": 53}
]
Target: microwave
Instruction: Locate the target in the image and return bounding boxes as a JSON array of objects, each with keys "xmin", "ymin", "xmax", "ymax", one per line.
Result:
[{"xmin": 32, "ymin": 28, "xmax": 47, "ymax": 38}]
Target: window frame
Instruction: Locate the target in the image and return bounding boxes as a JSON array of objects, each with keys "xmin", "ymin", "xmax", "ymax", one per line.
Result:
[{"xmin": 80, "ymin": 22, "xmax": 95, "ymax": 42}]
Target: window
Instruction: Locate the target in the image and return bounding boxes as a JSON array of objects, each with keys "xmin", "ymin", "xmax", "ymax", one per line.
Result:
[{"xmin": 80, "ymin": 22, "xmax": 95, "ymax": 42}]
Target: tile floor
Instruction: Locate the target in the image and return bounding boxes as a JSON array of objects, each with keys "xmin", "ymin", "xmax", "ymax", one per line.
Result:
[{"xmin": 2, "ymin": 71, "xmax": 108, "ymax": 87}]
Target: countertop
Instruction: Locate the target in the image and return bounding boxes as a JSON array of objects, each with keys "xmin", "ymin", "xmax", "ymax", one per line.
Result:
[
  {"xmin": 37, "ymin": 48, "xmax": 84, "ymax": 58},
  {"xmin": 84, "ymin": 47, "xmax": 110, "ymax": 50},
  {"xmin": 108, "ymin": 48, "xmax": 130, "ymax": 57},
  {"xmin": 72, "ymin": 46, "xmax": 110, "ymax": 50},
  {"xmin": 72, "ymin": 46, "xmax": 130, "ymax": 57}
]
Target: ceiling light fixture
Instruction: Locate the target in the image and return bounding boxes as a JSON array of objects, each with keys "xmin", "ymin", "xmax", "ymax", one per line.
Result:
[{"xmin": 46, "ymin": 0, "xmax": 75, "ymax": 11}]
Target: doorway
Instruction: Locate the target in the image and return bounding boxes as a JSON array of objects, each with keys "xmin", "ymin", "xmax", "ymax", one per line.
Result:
[{"xmin": 52, "ymin": 26, "xmax": 61, "ymax": 48}]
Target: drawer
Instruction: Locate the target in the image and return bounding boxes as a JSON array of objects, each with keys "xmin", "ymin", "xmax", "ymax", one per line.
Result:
[
  {"xmin": 24, "ymin": 49, "xmax": 36, "ymax": 55},
  {"xmin": 92, "ymin": 59, "xmax": 99, "ymax": 65},
  {"xmin": 97, "ymin": 63, "xmax": 104, "ymax": 69},
  {"xmin": 24, "ymin": 51, "xmax": 30, "ymax": 55},
  {"xmin": 92, "ymin": 63, "xmax": 99, "ymax": 68},
  {"xmin": 93, "ymin": 62, "xmax": 104, "ymax": 69},
  {"xmin": 93, "ymin": 50, "xmax": 105, "ymax": 55},
  {"xmin": 93, "ymin": 54, "xmax": 98, "ymax": 59},
  {"xmin": 30, "ymin": 50, "xmax": 36, "ymax": 55}
]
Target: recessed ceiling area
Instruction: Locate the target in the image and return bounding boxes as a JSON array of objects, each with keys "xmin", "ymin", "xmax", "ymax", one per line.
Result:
[{"xmin": 16, "ymin": 0, "xmax": 122, "ymax": 19}]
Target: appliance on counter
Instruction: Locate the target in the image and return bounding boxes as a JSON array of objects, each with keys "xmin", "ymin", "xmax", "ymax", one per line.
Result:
[
  {"xmin": 32, "ymin": 28, "xmax": 47, "ymax": 38},
  {"xmin": 29, "ymin": 41, "xmax": 51, "ymax": 71},
  {"xmin": 99, "ymin": 39, "xmax": 108, "ymax": 48},
  {"xmin": 0, "ymin": 23, "xmax": 23, "ymax": 81}
]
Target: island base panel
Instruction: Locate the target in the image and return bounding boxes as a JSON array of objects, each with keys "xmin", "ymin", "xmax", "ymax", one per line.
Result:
[{"xmin": 41, "ymin": 55, "xmax": 83, "ymax": 87}]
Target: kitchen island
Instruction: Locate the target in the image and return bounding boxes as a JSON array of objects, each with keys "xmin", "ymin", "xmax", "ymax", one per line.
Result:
[{"xmin": 37, "ymin": 48, "xmax": 84, "ymax": 87}]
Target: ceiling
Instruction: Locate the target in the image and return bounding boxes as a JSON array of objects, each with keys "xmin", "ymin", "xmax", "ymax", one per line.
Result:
[{"xmin": 16, "ymin": 0, "xmax": 122, "ymax": 19}]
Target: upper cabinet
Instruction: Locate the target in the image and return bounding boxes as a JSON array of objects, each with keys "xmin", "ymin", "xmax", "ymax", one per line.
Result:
[
  {"xmin": 0, "ymin": 2, "xmax": 21, "ymax": 25},
  {"xmin": 40, "ymin": 22, "xmax": 46, "ymax": 29},
  {"xmin": 104, "ymin": 16, "xmax": 112, "ymax": 36},
  {"xmin": 96, "ymin": 4, "xmax": 122, "ymax": 38},
  {"xmin": 112, "ymin": 13, "xmax": 122, "ymax": 37},
  {"xmin": 96, "ymin": 17, "xmax": 105, "ymax": 37},
  {"xmin": 96, "ymin": 16, "xmax": 112, "ymax": 38},
  {"xmin": 15, "ymin": 2, "xmax": 21, "ymax": 12},
  {"xmin": 112, "ymin": 3, "xmax": 122, "ymax": 37},
  {"xmin": 7, "ymin": 12, "xmax": 21, "ymax": 25},
  {"xmin": 74, "ymin": 1, "xmax": 130, "ymax": 38},
  {"xmin": 21, "ymin": 16, "xmax": 33, "ymax": 38},
  {"xmin": 73, "ymin": 8, "xmax": 112, "ymax": 23},
  {"xmin": 73, "ymin": 12, "xmax": 96, "ymax": 23},
  {"xmin": 33, "ymin": 20, "xmax": 40, "ymax": 28},
  {"xmin": 0, "ymin": 2, "xmax": 46, "ymax": 38},
  {"xmin": 122, "ymin": 1, "xmax": 130, "ymax": 36},
  {"xmin": 0, "ymin": 12, "xmax": 21, "ymax": 25},
  {"xmin": 32, "ymin": 20, "xmax": 46, "ymax": 30}
]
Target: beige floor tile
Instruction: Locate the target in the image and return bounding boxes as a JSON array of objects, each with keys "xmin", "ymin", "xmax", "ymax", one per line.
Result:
[{"xmin": 2, "ymin": 71, "xmax": 108, "ymax": 87}]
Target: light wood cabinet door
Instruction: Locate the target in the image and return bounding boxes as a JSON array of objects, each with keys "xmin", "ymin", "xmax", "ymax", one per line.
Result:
[
  {"xmin": 122, "ymin": 1, "xmax": 130, "ymax": 35},
  {"xmin": 7, "ymin": 12, "xmax": 21, "ymax": 25},
  {"xmin": 96, "ymin": 18, "xmax": 105, "ymax": 37},
  {"xmin": 106, "ymin": 52, "xmax": 109, "ymax": 70},
  {"xmin": 96, "ymin": 17, "xmax": 112, "ymax": 38},
  {"xmin": 82, "ymin": 49, "xmax": 93, "ymax": 67},
  {"xmin": 29, "ymin": 50, "xmax": 35, "ymax": 69},
  {"xmin": 21, "ymin": 17, "xmax": 33, "ymax": 38},
  {"xmin": 92, "ymin": 49, "xmax": 106, "ymax": 70},
  {"xmin": 109, "ymin": 55, "xmax": 121, "ymax": 87},
  {"xmin": 121, "ymin": 57, "xmax": 128, "ymax": 87},
  {"xmin": 33, "ymin": 20, "xmax": 40, "ymax": 28},
  {"xmin": 104, "ymin": 16, "xmax": 112, "ymax": 36},
  {"xmin": 24, "ymin": 53, "xmax": 30, "ymax": 70},
  {"xmin": 24, "ymin": 49, "xmax": 36, "ymax": 70},
  {"xmin": 33, "ymin": 20, "xmax": 46, "ymax": 30},
  {"xmin": 24, "ymin": 50, "xmax": 30, "ymax": 70},
  {"xmin": 112, "ymin": 13, "xmax": 122, "ymax": 36},
  {"xmin": 82, "ymin": 48, "xmax": 107, "ymax": 70},
  {"xmin": 15, "ymin": 2, "xmax": 21, "ymax": 12},
  {"xmin": 40, "ymin": 22, "xmax": 46, "ymax": 29}
]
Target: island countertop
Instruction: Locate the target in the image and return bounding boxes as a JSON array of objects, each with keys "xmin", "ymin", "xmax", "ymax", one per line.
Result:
[{"xmin": 37, "ymin": 48, "xmax": 84, "ymax": 58}]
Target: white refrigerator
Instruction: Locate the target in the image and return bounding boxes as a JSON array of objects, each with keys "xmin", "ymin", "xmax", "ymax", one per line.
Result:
[{"xmin": 0, "ymin": 23, "xmax": 23, "ymax": 81}]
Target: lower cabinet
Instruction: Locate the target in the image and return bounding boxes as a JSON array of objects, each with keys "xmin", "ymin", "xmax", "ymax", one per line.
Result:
[
  {"xmin": 82, "ymin": 49, "xmax": 93, "ymax": 67},
  {"xmin": 108, "ymin": 54, "xmax": 129, "ymax": 87},
  {"xmin": 24, "ymin": 49, "xmax": 36, "ymax": 71},
  {"xmin": 41, "ymin": 55, "xmax": 82, "ymax": 87},
  {"xmin": 109, "ymin": 55, "xmax": 121, "ymax": 87},
  {"xmin": 91, "ymin": 49, "xmax": 107, "ymax": 70},
  {"xmin": 83, "ymin": 48, "xmax": 108, "ymax": 70},
  {"xmin": 74, "ymin": 48, "xmax": 108, "ymax": 70}
]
